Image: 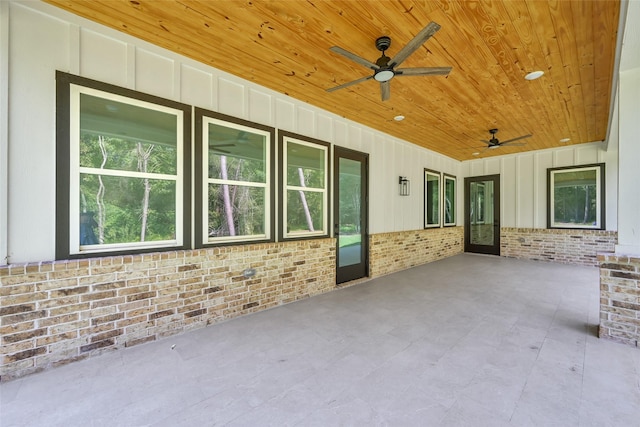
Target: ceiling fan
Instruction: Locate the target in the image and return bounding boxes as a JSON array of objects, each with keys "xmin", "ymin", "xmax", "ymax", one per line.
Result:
[
  {"xmin": 480, "ymin": 129, "xmax": 532, "ymax": 151},
  {"xmin": 326, "ymin": 22, "xmax": 452, "ymax": 101},
  {"xmin": 210, "ymin": 131, "xmax": 249, "ymax": 154}
]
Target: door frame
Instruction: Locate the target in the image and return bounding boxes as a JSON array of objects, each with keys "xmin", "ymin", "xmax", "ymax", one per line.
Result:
[
  {"xmin": 464, "ymin": 174, "xmax": 500, "ymax": 255},
  {"xmin": 333, "ymin": 146, "xmax": 369, "ymax": 284}
]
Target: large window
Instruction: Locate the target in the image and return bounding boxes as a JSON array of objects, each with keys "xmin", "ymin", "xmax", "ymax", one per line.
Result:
[
  {"xmin": 424, "ymin": 169, "xmax": 441, "ymax": 228},
  {"xmin": 56, "ymin": 72, "xmax": 191, "ymax": 258},
  {"xmin": 195, "ymin": 109, "xmax": 275, "ymax": 246},
  {"xmin": 279, "ymin": 132, "xmax": 330, "ymax": 240},
  {"xmin": 547, "ymin": 163, "xmax": 605, "ymax": 229}
]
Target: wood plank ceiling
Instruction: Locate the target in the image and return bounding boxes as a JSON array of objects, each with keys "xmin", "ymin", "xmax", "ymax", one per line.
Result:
[{"xmin": 44, "ymin": 0, "xmax": 620, "ymax": 161}]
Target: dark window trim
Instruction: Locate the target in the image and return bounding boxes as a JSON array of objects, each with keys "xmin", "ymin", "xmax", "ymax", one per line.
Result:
[
  {"xmin": 424, "ymin": 168, "xmax": 441, "ymax": 229},
  {"xmin": 278, "ymin": 130, "xmax": 331, "ymax": 242},
  {"xmin": 546, "ymin": 162, "xmax": 605, "ymax": 230},
  {"xmin": 443, "ymin": 173, "xmax": 457, "ymax": 227},
  {"xmin": 194, "ymin": 108, "xmax": 276, "ymax": 248},
  {"xmin": 55, "ymin": 71, "xmax": 192, "ymax": 260}
]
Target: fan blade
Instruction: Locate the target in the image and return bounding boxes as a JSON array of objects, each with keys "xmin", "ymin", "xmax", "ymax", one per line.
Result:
[
  {"xmin": 211, "ymin": 147, "xmax": 231, "ymax": 154},
  {"xmin": 326, "ymin": 75, "xmax": 373, "ymax": 92},
  {"xmin": 380, "ymin": 81, "xmax": 390, "ymax": 101},
  {"xmin": 211, "ymin": 131, "xmax": 249, "ymax": 147},
  {"xmin": 500, "ymin": 134, "xmax": 532, "ymax": 144},
  {"xmin": 395, "ymin": 66, "xmax": 452, "ymax": 76},
  {"xmin": 499, "ymin": 142, "xmax": 527, "ymax": 147},
  {"xmin": 329, "ymin": 46, "xmax": 380, "ymax": 70},
  {"xmin": 389, "ymin": 22, "xmax": 441, "ymax": 68}
]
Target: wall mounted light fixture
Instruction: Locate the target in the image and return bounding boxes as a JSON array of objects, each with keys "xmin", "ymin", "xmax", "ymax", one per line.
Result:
[{"xmin": 399, "ymin": 176, "xmax": 410, "ymax": 196}]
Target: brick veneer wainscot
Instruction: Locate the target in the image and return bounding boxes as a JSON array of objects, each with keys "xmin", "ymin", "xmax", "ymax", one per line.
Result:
[
  {"xmin": 599, "ymin": 254, "xmax": 640, "ymax": 347},
  {"xmin": 1, "ymin": 227, "xmax": 466, "ymax": 381},
  {"xmin": 501, "ymin": 228, "xmax": 617, "ymax": 266},
  {"xmin": 369, "ymin": 226, "xmax": 464, "ymax": 277},
  {"xmin": 0, "ymin": 240, "xmax": 336, "ymax": 380}
]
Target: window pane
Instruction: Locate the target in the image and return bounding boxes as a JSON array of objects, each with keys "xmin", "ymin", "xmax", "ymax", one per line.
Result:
[
  {"xmin": 207, "ymin": 124, "xmax": 266, "ymax": 182},
  {"xmin": 208, "ymin": 153, "xmax": 266, "ymax": 183},
  {"xmin": 470, "ymin": 181, "xmax": 494, "ymax": 245},
  {"xmin": 79, "ymin": 94, "xmax": 177, "ymax": 174},
  {"xmin": 553, "ymin": 169, "xmax": 597, "ymax": 226},
  {"xmin": 287, "ymin": 143, "xmax": 325, "ymax": 188},
  {"xmin": 287, "ymin": 190, "xmax": 323, "ymax": 233},
  {"xmin": 339, "ymin": 158, "xmax": 362, "ymax": 267},
  {"xmin": 79, "ymin": 174, "xmax": 176, "ymax": 245},
  {"xmin": 208, "ymin": 184, "xmax": 265, "ymax": 238},
  {"xmin": 444, "ymin": 177, "xmax": 455, "ymax": 224},
  {"xmin": 425, "ymin": 173, "xmax": 440, "ymax": 226}
]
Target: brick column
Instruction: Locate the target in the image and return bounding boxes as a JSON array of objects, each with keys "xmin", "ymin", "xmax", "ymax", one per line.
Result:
[{"xmin": 598, "ymin": 254, "xmax": 640, "ymax": 347}]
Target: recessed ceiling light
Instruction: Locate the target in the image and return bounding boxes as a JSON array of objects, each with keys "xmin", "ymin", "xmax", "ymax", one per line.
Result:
[
  {"xmin": 525, "ymin": 71, "xmax": 544, "ymax": 80},
  {"xmin": 394, "ymin": 115, "xmax": 405, "ymax": 121},
  {"xmin": 559, "ymin": 138, "xmax": 571, "ymax": 143},
  {"xmin": 472, "ymin": 152, "xmax": 480, "ymax": 156}
]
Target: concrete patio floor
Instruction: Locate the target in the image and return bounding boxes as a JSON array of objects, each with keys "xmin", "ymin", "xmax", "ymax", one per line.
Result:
[{"xmin": 1, "ymin": 253, "xmax": 639, "ymax": 426}]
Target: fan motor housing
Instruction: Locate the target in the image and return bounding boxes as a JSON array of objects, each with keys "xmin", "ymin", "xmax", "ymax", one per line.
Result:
[{"xmin": 375, "ymin": 36, "xmax": 391, "ymax": 52}]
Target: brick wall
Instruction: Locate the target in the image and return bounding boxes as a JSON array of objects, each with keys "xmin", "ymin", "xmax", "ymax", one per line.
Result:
[
  {"xmin": 1, "ymin": 227, "xmax": 466, "ymax": 380},
  {"xmin": 369, "ymin": 227, "xmax": 464, "ymax": 277},
  {"xmin": 1, "ymin": 240, "xmax": 336, "ymax": 380},
  {"xmin": 598, "ymin": 254, "xmax": 640, "ymax": 347},
  {"xmin": 501, "ymin": 228, "xmax": 617, "ymax": 266},
  {"xmin": 2, "ymin": 225, "xmax": 627, "ymax": 379}
]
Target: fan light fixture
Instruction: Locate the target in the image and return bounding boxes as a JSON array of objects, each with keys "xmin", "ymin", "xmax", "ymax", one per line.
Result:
[
  {"xmin": 326, "ymin": 22, "xmax": 452, "ymax": 101},
  {"xmin": 375, "ymin": 69, "xmax": 395, "ymax": 82},
  {"xmin": 479, "ymin": 129, "xmax": 532, "ymax": 153}
]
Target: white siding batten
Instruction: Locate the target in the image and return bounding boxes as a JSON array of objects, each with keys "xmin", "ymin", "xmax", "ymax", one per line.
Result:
[{"xmin": 0, "ymin": 0, "xmax": 8, "ymax": 265}]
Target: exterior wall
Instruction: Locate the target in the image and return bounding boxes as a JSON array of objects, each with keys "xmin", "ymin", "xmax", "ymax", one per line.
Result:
[
  {"xmin": 461, "ymin": 143, "xmax": 618, "ymax": 232},
  {"xmin": 0, "ymin": 0, "xmax": 633, "ymax": 379},
  {"xmin": 0, "ymin": 2, "xmax": 467, "ymax": 381},
  {"xmin": 370, "ymin": 227, "xmax": 464, "ymax": 277},
  {"xmin": 502, "ymin": 228, "xmax": 618, "ymax": 267},
  {"xmin": 596, "ymin": 3, "xmax": 640, "ymax": 349},
  {"xmin": 598, "ymin": 254, "xmax": 640, "ymax": 347},
  {"xmin": 1, "ymin": 227, "xmax": 468, "ymax": 381},
  {"xmin": 615, "ymin": 65, "xmax": 640, "ymax": 254},
  {"xmin": 1, "ymin": 240, "xmax": 336, "ymax": 380},
  {"xmin": 0, "ymin": 1, "xmax": 461, "ymax": 265}
]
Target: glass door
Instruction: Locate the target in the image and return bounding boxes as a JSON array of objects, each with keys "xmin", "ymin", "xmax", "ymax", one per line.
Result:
[
  {"xmin": 334, "ymin": 147, "xmax": 368, "ymax": 284},
  {"xmin": 464, "ymin": 174, "xmax": 500, "ymax": 255}
]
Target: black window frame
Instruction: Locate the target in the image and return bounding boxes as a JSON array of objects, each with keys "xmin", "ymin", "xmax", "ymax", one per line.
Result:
[
  {"xmin": 278, "ymin": 130, "xmax": 331, "ymax": 242},
  {"xmin": 443, "ymin": 173, "xmax": 457, "ymax": 227},
  {"xmin": 194, "ymin": 108, "xmax": 276, "ymax": 248},
  {"xmin": 547, "ymin": 163, "xmax": 605, "ymax": 230},
  {"xmin": 55, "ymin": 71, "xmax": 192, "ymax": 259},
  {"xmin": 424, "ymin": 168, "xmax": 441, "ymax": 229}
]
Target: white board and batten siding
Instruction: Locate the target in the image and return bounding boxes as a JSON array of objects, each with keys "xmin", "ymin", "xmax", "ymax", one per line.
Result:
[
  {"xmin": 2, "ymin": 1, "xmax": 461, "ymax": 264},
  {"xmin": 461, "ymin": 143, "xmax": 618, "ymax": 231},
  {"xmin": 1, "ymin": 2, "xmax": 620, "ymax": 264}
]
